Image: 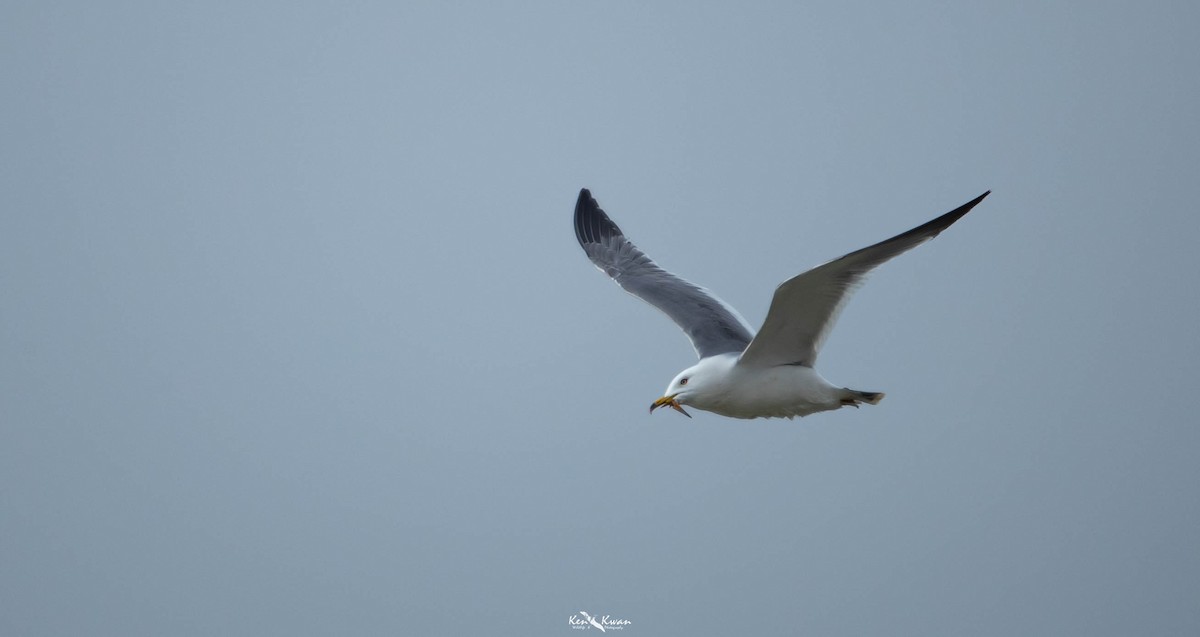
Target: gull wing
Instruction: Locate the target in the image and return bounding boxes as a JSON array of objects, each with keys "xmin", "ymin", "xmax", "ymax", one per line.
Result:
[
  {"xmin": 574, "ymin": 188, "xmax": 754, "ymax": 359},
  {"xmin": 738, "ymin": 191, "xmax": 991, "ymax": 368}
]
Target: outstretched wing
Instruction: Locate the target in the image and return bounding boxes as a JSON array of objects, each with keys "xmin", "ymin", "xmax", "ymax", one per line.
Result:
[
  {"xmin": 738, "ymin": 191, "xmax": 991, "ymax": 368},
  {"xmin": 574, "ymin": 188, "xmax": 754, "ymax": 359}
]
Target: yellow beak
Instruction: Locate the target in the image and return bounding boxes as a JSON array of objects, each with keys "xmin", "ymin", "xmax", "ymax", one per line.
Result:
[{"xmin": 650, "ymin": 395, "xmax": 692, "ymax": 418}]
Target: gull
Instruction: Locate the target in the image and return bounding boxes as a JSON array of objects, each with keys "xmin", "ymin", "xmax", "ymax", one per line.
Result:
[{"xmin": 573, "ymin": 188, "xmax": 990, "ymax": 419}]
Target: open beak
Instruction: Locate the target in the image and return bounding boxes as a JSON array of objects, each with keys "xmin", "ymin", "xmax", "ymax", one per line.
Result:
[{"xmin": 650, "ymin": 395, "xmax": 692, "ymax": 418}]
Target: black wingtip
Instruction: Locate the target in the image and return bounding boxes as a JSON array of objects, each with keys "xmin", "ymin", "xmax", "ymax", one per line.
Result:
[
  {"xmin": 863, "ymin": 189, "xmax": 992, "ymax": 250},
  {"xmin": 575, "ymin": 188, "xmax": 599, "ymax": 216},
  {"xmin": 953, "ymin": 189, "xmax": 992, "ymax": 214},
  {"xmin": 924, "ymin": 189, "xmax": 992, "ymax": 233},
  {"xmin": 573, "ymin": 187, "xmax": 624, "ymax": 246},
  {"xmin": 949, "ymin": 189, "xmax": 992, "ymax": 222}
]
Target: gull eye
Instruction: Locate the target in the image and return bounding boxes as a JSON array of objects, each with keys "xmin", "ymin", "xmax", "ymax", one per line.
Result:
[{"xmin": 679, "ymin": 378, "xmax": 688, "ymax": 386}]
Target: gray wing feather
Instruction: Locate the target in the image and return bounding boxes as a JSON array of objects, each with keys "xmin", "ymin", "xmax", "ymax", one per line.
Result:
[
  {"xmin": 738, "ymin": 191, "xmax": 991, "ymax": 368},
  {"xmin": 574, "ymin": 189, "xmax": 754, "ymax": 359}
]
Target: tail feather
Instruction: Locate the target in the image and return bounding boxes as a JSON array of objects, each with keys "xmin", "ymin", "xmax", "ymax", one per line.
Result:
[{"xmin": 840, "ymin": 389, "xmax": 885, "ymax": 407}]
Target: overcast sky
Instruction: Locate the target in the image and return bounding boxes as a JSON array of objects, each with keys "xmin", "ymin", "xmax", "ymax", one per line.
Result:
[{"xmin": 3, "ymin": 2, "xmax": 1198, "ymax": 635}]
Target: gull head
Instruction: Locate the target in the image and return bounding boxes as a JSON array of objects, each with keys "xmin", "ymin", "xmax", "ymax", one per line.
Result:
[{"xmin": 649, "ymin": 355, "xmax": 736, "ymax": 418}]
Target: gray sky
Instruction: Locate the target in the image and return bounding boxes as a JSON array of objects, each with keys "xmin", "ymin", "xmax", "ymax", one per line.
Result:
[{"xmin": 3, "ymin": 2, "xmax": 1198, "ymax": 635}]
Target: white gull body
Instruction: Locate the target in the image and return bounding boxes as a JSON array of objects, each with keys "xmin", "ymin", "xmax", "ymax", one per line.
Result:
[
  {"xmin": 573, "ymin": 188, "xmax": 990, "ymax": 420},
  {"xmin": 662, "ymin": 352, "xmax": 851, "ymax": 419}
]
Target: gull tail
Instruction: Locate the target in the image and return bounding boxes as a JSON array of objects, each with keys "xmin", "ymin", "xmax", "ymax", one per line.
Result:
[{"xmin": 840, "ymin": 389, "xmax": 885, "ymax": 408}]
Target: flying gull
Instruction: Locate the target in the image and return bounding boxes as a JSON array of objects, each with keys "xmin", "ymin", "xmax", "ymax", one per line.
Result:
[{"xmin": 573, "ymin": 188, "xmax": 991, "ymax": 419}]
